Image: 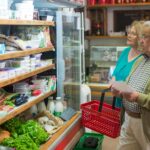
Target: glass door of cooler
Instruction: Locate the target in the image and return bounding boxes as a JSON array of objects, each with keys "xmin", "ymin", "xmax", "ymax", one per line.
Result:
[
  {"xmin": 88, "ymin": 46, "xmax": 126, "ymax": 84},
  {"xmin": 56, "ymin": 11, "xmax": 84, "ymax": 110}
]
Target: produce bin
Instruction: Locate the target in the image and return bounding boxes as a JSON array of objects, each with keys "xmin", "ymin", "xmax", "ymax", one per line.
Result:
[{"xmin": 74, "ymin": 132, "xmax": 104, "ymax": 150}]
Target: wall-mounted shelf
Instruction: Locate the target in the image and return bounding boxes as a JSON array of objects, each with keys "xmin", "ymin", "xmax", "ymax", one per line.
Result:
[
  {"xmin": 87, "ymin": 2, "xmax": 150, "ymax": 9},
  {"xmin": 85, "ymin": 35, "xmax": 127, "ymax": 40},
  {"xmin": 87, "ymin": 83, "xmax": 112, "ymax": 98},
  {"xmin": 0, "ymin": 64, "xmax": 55, "ymax": 88},
  {"xmin": 0, "ymin": 47, "xmax": 54, "ymax": 60},
  {"xmin": 51, "ymin": 0, "xmax": 84, "ymax": 7},
  {"xmin": 34, "ymin": 0, "xmax": 84, "ymax": 9},
  {"xmin": 0, "ymin": 19, "xmax": 54, "ymax": 26},
  {"xmin": 0, "ymin": 90, "xmax": 56, "ymax": 125},
  {"xmin": 0, "ymin": 18, "xmax": 59, "ymax": 150}
]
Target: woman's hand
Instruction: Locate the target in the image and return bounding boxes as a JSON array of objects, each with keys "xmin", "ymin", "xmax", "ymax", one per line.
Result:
[
  {"xmin": 110, "ymin": 81, "xmax": 139, "ymax": 102},
  {"xmin": 110, "ymin": 81, "xmax": 123, "ymax": 98},
  {"xmin": 122, "ymin": 91, "xmax": 139, "ymax": 102}
]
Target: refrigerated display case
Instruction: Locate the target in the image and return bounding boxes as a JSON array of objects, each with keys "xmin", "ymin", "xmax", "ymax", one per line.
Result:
[
  {"xmin": 88, "ymin": 46, "xmax": 126, "ymax": 84},
  {"xmin": 56, "ymin": 11, "xmax": 85, "ymax": 110}
]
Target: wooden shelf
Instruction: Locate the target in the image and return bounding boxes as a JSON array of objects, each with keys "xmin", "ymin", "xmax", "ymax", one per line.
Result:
[
  {"xmin": 0, "ymin": 64, "xmax": 55, "ymax": 88},
  {"xmin": 40, "ymin": 112, "xmax": 81, "ymax": 150},
  {"xmin": 0, "ymin": 90, "xmax": 56, "ymax": 125},
  {"xmin": 0, "ymin": 47, "xmax": 54, "ymax": 60},
  {"xmin": 0, "ymin": 19, "xmax": 55, "ymax": 26},
  {"xmin": 85, "ymin": 35, "xmax": 127, "ymax": 40},
  {"xmin": 51, "ymin": 0, "xmax": 84, "ymax": 7},
  {"xmin": 87, "ymin": 2, "xmax": 150, "ymax": 9},
  {"xmin": 88, "ymin": 83, "xmax": 110, "ymax": 88},
  {"xmin": 87, "ymin": 83, "xmax": 113, "ymax": 97}
]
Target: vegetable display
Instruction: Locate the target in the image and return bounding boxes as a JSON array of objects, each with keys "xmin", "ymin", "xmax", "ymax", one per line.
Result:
[
  {"xmin": 1, "ymin": 134, "xmax": 39, "ymax": 150},
  {"xmin": 1, "ymin": 118, "xmax": 49, "ymax": 149},
  {"xmin": 18, "ymin": 120, "xmax": 49, "ymax": 146},
  {"xmin": 2, "ymin": 118, "xmax": 23, "ymax": 134}
]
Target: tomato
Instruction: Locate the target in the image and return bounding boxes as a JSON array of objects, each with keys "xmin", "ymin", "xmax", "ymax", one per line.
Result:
[{"xmin": 32, "ymin": 90, "xmax": 42, "ymax": 96}]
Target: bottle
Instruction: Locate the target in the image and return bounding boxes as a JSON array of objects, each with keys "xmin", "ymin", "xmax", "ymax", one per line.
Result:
[
  {"xmin": 85, "ymin": 16, "xmax": 91, "ymax": 36},
  {"xmin": 29, "ymin": 105, "xmax": 38, "ymax": 117},
  {"xmin": 47, "ymin": 96, "xmax": 55, "ymax": 114},
  {"xmin": 96, "ymin": 23, "xmax": 101, "ymax": 35},
  {"xmin": 54, "ymin": 97, "xmax": 64, "ymax": 117},
  {"xmin": 81, "ymin": 84, "xmax": 91, "ymax": 104},
  {"xmin": 37, "ymin": 101, "xmax": 46, "ymax": 113}
]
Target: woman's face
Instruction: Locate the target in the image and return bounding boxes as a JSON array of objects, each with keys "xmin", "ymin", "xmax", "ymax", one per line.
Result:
[
  {"xmin": 127, "ymin": 26, "xmax": 138, "ymax": 48},
  {"xmin": 140, "ymin": 30, "xmax": 150, "ymax": 56}
]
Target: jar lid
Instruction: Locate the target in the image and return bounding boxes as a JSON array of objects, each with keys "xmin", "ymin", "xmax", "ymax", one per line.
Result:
[{"xmin": 56, "ymin": 97, "xmax": 61, "ymax": 100}]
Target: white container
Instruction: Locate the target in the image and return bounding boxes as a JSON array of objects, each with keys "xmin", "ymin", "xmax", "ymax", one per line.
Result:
[
  {"xmin": 47, "ymin": 97, "xmax": 55, "ymax": 114},
  {"xmin": 22, "ymin": 0, "xmax": 33, "ymax": 5},
  {"xmin": 15, "ymin": 3, "xmax": 34, "ymax": 11},
  {"xmin": 54, "ymin": 97, "xmax": 63, "ymax": 117},
  {"xmin": 37, "ymin": 101, "xmax": 46, "ymax": 113},
  {"xmin": 0, "ymin": 71, "xmax": 9, "ymax": 80},
  {"xmin": 0, "ymin": 61, "xmax": 6, "ymax": 69},
  {"xmin": 8, "ymin": 69, "xmax": 16, "ymax": 78},
  {"xmin": 34, "ymin": 53, "xmax": 42, "ymax": 60},
  {"xmin": 80, "ymin": 84, "xmax": 91, "ymax": 104},
  {"xmin": 29, "ymin": 105, "xmax": 38, "ymax": 116},
  {"xmin": 0, "ymin": 0, "xmax": 9, "ymax": 9},
  {"xmin": 0, "ymin": 9, "xmax": 9, "ymax": 19}
]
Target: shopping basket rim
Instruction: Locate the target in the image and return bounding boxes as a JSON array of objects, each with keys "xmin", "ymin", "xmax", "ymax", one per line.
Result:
[{"xmin": 80, "ymin": 100, "xmax": 121, "ymax": 111}]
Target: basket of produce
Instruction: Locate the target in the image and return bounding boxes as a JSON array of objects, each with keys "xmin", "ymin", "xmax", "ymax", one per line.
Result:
[
  {"xmin": 0, "ymin": 117, "xmax": 49, "ymax": 150},
  {"xmin": 35, "ymin": 110, "xmax": 64, "ymax": 136}
]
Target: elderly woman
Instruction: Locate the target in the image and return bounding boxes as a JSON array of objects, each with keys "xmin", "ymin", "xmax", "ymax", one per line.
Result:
[
  {"xmin": 112, "ymin": 21, "xmax": 143, "ymax": 107},
  {"xmin": 111, "ymin": 21, "xmax": 150, "ymax": 150}
]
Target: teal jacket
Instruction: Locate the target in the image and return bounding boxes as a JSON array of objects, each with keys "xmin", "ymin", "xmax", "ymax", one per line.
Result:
[
  {"xmin": 113, "ymin": 47, "xmax": 141, "ymax": 81},
  {"xmin": 124, "ymin": 56, "xmax": 150, "ymax": 141},
  {"xmin": 113, "ymin": 47, "xmax": 141, "ymax": 107}
]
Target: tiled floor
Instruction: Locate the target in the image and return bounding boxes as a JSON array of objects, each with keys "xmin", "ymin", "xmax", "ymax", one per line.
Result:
[{"xmin": 102, "ymin": 136, "xmax": 119, "ymax": 150}]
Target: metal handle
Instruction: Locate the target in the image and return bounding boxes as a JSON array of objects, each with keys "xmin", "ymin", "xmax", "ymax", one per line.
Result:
[{"xmin": 98, "ymin": 88, "xmax": 116, "ymax": 112}]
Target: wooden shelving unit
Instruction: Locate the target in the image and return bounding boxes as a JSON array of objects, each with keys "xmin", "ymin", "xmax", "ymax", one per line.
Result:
[
  {"xmin": 0, "ymin": 19, "xmax": 54, "ymax": 26},
  {"xmin": 87, "ymin": 2, "xmax": 150, "ymax": 9},
  {"xmin": 0, "ymin": 47, "xmax": 54, "ymax": 60},
  {"xmin": 0, "ymin": 19, "xmax": 57, "ymax": 132},
  {"xmin": 0, "ymin": 64, "xmax": 55, "ymax": 88},
  {"xmin": 0, "ymin": 17, "xmax": 82, "ymax": 150},
  {"xmin": 0, "ymin": 90, "xmax": 56, "ymax": 125}
]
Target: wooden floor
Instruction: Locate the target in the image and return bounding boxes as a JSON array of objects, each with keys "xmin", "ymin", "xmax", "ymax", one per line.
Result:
[{"xmin": 102, "ymin": 136, "xmax": 119, "ymax": 150}]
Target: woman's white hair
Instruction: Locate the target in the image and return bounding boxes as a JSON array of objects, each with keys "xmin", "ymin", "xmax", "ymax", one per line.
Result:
[{"xmin": 144, "ymin": 21, "xmax": 150, "ymax": 26}]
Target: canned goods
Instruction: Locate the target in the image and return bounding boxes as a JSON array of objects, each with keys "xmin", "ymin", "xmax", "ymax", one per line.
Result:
[{"xmin": 88, "ymin": 0, "xmax": 97, "ymax": 6}]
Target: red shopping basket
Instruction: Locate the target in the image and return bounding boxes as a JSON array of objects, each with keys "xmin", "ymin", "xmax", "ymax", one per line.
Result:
[{"xmin": 80, "ymin": 88, "xmax": 121, "ymax": 138}]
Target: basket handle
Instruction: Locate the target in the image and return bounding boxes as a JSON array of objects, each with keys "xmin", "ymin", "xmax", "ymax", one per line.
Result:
[{"xmin": 98, "ymin": 88, "xmax": 116, "ymax": 112}]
